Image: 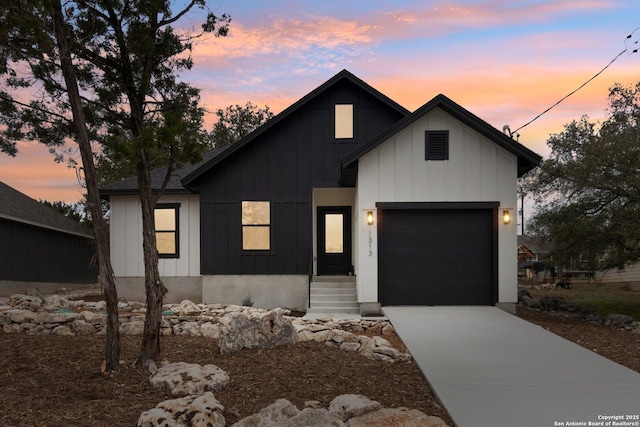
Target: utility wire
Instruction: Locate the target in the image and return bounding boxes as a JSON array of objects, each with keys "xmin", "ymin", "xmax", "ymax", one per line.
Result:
[{"xmin": 509, "ymin": 28, "xmax": 639, "ymax": 137}]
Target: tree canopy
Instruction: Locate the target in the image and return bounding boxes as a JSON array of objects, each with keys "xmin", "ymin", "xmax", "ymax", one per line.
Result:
[
  {"xmin": 210, "ymin": 102, "xmax": 273, "ymax": 148},
  {"xmin": 526, "ymin": 82, "xmax": 640, "ymax": 271},
  {"xmin": 0, "ymin": 0, "xmax": 230, "ymax": 368}
]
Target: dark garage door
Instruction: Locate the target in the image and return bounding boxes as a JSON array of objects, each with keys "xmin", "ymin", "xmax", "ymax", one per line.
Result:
[{"xmin": 378, "ymin": 203, "xmax": 498, "ymax": 306}]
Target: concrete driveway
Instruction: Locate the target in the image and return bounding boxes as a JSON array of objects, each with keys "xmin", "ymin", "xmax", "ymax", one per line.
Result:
[{"xmin": 384, "ymin": 306, "xmax": 640, "ymax": 427}]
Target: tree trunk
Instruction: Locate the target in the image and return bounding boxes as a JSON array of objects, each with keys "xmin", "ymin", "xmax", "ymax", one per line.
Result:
[
  {"xmin": 50, "ymin": 0, "xmax": 120, "ymax": 371},
  {"xmin": 136, "ymin": 151, "xmax": 167, "ymax": 367}
]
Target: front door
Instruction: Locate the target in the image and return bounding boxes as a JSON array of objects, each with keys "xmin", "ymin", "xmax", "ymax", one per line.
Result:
[{"xmin": 317, "ymin": 207, "xmax": 352, "ymax": 275}]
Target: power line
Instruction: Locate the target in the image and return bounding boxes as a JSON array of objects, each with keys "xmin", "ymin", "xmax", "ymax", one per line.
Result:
[{"xmin": 505, "ymin": 28, "xmax": 639, "ymax": 138}]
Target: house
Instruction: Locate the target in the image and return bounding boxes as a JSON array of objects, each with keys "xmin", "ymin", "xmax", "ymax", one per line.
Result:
[
  {"xmin": 0, "ymin": 181, "xmax": 98, "ymax": 296},
  {"xmin": 100, "ymin": 70, "xmax": 542, "ymax": 312},
  {"xmin": 517, "ymin": 235, "xmax": 553, "ymax": 282}
]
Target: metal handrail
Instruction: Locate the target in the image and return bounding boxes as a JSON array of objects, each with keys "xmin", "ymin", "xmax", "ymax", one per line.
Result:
[{"xmin": 308, "ymin": 254, "xmax": 313, "ymax": 308}]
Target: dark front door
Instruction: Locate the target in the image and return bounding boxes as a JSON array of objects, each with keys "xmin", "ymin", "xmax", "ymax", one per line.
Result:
[{"xmin": 317, "ymin": 206, "xmax": 352, "ymax": 275}]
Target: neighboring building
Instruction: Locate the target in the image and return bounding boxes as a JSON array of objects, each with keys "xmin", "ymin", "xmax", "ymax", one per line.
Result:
[
  {"xmin": 100, "ymin": 70, "xmax": 541, "ymax": 311},
  {"xmin": 0, "ymin": 181, "xmax": 97, "ymax": 295},
  {"xmin": 517, "ymin": 235, "xmax": 553, "ymax": 281},
  {"xmin": 597, "ymin": 264, "xmax": 640, "ymax": 288}
]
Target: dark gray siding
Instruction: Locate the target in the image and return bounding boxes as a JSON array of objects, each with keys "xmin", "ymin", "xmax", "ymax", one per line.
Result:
[
  {"xmin": 0, "ymin": 219, "xmax": 98, "ymax": 283},
  {"xmin": 198, "ymin": 80, "xmax": 405, "ymax": 275}
]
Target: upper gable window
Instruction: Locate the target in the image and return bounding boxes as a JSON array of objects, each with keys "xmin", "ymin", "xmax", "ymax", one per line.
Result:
[
  {"xmin": 335, "ymin": 104, "xmax": 354, "ymax": 139},
  {"xmin": 425, "ymin": 130, "xmax": 449, "ymax": 161}
]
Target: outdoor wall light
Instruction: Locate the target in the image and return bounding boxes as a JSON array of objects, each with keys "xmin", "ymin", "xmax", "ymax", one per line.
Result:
[
  {"xmin": 503, "ymin": 209, "xmax": 511, "ymax": 225},
  {"xmin": 367, "ymin": 211, "xmax": 374, "ymax": 225}
]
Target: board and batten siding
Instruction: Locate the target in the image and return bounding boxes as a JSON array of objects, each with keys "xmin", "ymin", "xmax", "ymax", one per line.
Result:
[
  {"xmin": 355, "ymin": 108, "xmax": 519, "ymax": 304},
  {"xmin": 109, "ymin": 195, "xmax": 200, "ymax": 277}
]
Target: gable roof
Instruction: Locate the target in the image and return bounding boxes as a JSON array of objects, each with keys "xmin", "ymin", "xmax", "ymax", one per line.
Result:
[
  {"xmin": 0, "ymin": 181, "xmax": 93, "ymax": 238},
  {"xmin": 99, "ymin": 148, "xmax": 226, "ymax": 197},
  {"xmin": 341, "ymin": 94, "xmax": 542, "ymax": 180},
  {"xmin": 181, "ymin": 69, "xmax": 411, "ymax": 187}
]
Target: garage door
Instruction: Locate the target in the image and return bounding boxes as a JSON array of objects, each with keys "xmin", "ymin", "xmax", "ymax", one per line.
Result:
[{"xmin": 378, "ymin": 202, "xmax": 498, "ymax": 306}]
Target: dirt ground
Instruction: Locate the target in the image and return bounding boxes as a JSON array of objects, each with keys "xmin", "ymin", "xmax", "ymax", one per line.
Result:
[
  {"xmin": 0, "ymin": 329, "xmax": 450, "ymax": 426},
  {"xmin": 2, "ymin": 307, "xmax": 639, "ymax": 426}
]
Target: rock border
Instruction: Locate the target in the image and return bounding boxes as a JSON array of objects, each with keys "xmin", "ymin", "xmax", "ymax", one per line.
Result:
[
  {"xmin": 1, "ymin": 294, "xmax": 412, "ymax": 362},
  {"xmin": 518, "ymin": 288, "xmax": 640, "ymax": 332}
]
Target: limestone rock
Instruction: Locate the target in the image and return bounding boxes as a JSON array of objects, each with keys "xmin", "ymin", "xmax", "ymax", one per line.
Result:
[
  {"xmin": 282, "ymin": 408, "xmax": 343, "ymax": 426},
  {"xmin": 52, "ymin": 325, "xmax": 74, "ymax": 336},
  {"xmin": 174, "ymin": 300, "xmax": 201, "ymax": 317},
  {"xmin": 346, "ymin": 408, "xmax": 448, "ymax": 427},
  {"xmin": 329, "ymin": 395, "xmax": 381, "ymax": 422},
  {"xmin": 149, "ymin": 362, "xmax": 229, "ymax": 397},
  {"xmin": 3, "ymin": 323, "xmax": 24, "ymax": 333},
  {"xmin": 120, "ymin": 321, "xmax": 144, "ymax": 335},
  {"xmin": 233, "ymin": 398, "xmax": 301, "ymax": 426},
  {"xmin": 218, "ymin": 308, "xmax": 297, "ymax": 355},
  {"xmin": 200, "ymin": 322, "xmax": 221, "ymax": 339},
  {"xmin": 605, "ymin": 314, "xmax": 634, "ymax": 328},
  {"xmin": 173, "ymin": 321, "xmax": 202, "ymax": 336},
  {"xmin": 8, "ymin": 294, "xmax": 43, "ymax": 311},
  {"xmin": 137, "ymin": 392, "xmax": 225, "ymax": 427},
  {"xmin": 72, "ymin": 319, "xmax": 96, "ymax": 335}
]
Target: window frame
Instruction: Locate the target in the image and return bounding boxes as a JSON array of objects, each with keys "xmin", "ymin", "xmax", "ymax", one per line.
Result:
[
  {"xmin": 241, "ymin": 201, "xmax": 271, "ymax": 252},
  {"xmin": 154, "ymin": 203, "xmax": 180, "ymax": 259},
  {"xmin": 425, "ymin": 130, "xmax": 450, "ymax": 161}
]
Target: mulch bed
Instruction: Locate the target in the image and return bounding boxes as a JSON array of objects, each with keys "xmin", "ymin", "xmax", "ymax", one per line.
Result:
[
  {"xmin": 3, "ymin": 307, "xmax": 637, "ymax": 426},
  {"xmin": 0, "ymin": 331, "xmax": 451, "ymax": 426}
]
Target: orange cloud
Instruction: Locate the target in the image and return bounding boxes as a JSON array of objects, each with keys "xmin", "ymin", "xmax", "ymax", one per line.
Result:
[
  {"xmin": 0, "ymin": 142, "xmax": 83, "ymax": 203},
  {"xmin": 374, "ymin": 1, "xmax": 615, "ymax": 39}
]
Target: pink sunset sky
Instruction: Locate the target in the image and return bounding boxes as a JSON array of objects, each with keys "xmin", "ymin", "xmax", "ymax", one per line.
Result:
[{"xmin": 1, "ymin": 0, "xmax": 639, "ymax": 203}]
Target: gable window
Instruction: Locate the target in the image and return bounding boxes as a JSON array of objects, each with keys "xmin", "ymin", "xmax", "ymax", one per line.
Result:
[
  {"xmin": 242, "ymin": 201, "xmax": 270, "ymax": 250},
  {"xmin": 425, "ymin": 130, "xmax": 449, "ymax": 160},
  {"xmin": 155, "ymin": 204, "xmax": 179, "ymax": 258},
  {"xmin": 335, "ymin": 104, "xmax": 354, "ymax": 139}
]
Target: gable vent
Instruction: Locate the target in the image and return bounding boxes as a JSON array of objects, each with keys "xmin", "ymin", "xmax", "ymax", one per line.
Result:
[{"xmin": 425, "ymin": 130, "xmax": 449, "ymax": 161}]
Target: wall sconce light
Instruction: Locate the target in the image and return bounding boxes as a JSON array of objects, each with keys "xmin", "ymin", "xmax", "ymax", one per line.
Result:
[
  {"xmin": 367, "ymin": 211, "xmax": 374, "ymax": 225},
  {"xmin": 503, "ymin": 209, "xmax": 511, "ymax": 225}
]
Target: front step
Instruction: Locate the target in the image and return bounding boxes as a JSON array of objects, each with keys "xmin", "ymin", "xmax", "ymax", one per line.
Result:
[{"xmin": 308, "ymin": 276, "xmax": 359, "ymax": 314}]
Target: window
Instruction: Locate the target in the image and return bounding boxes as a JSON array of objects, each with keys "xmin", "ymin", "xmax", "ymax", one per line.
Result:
[
  {"xmin": 335, "ymin": 104, "xmax": 354, "ymax": 139},
  {"xmin": 425, "ymin": 130, "xmax": 449, "ymax": 160},
  {"xmin": 155, "ymin": 204, "xmax": 179, "ymax": 258},
  {"xmin": 242, "ymin": 201, "xmax": 270, "ymax": 250}
]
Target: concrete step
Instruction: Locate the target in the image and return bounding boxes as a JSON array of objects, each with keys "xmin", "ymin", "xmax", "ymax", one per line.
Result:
[
  {"xmin": 312, "ymin": 275, "xmax": 356, "ymax": 283},
  {"xmin": 309, "ymin": 276, "xmax": 358, "ymax": 314},
  {"xmin": 311, "ymin": 294, "xmax": 357, "ymax": 303}
]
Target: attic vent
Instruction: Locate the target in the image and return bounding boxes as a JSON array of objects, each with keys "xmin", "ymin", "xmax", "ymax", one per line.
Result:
[{"xmin": 425, "ymin": 130, "xmax": 449, "ymax": 161}]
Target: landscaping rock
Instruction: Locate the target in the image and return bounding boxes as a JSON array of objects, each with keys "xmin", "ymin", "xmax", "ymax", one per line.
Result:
[
  {"xmin": 347, "ymin": 408, "xmax": 448, "ymax": 427},
  {"xmin": 232, "ymin": 396, "xmax": 449, "ymax": 427},
  {"xmin": 329, "ymin": 394, "xmax": 381, "ymax": 422},
  {"xmin": 233, "ymin": 398, "xmax": 301, "ymax": 426},
  {"xmin": 8, "ymin": 294, "xmax": 43, "ymax": 311},
  {"xmin": 173, "ymin": 299, "xmax": 201, "ymax": 317},
  {"xmin": 605, "ymin": 314, "xmax": 634, "ymax": 328},
  {"xmin": 149, "ymin": 362, "xmax": 229, "ymax": 397},
  {"xmin": 137, "ymin": 392, "xmax": 225, "ymax": 427},
  {"xmin": 218, "ymin": 308, "xmax": 297, "ymax": 355},
  {"xmin": 0, "ymin": 299, "xmax": 411, "ymax": 362},
  {"xmin": 283, "ymin": 408, "xmax": 343, "ymax": 426},
  {"xmin": 120, "ymin": 321, "xmax": 144, "ymax": 335}
]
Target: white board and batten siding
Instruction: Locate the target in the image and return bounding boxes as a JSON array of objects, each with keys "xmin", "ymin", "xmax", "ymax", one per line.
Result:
[
  {"xmin": 355, "ymin": 108, "xmax": 519, "ymax": 303},
  {"xmin": 109, "ymin": 195, "xmax": 200, "ymax": 277}
]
